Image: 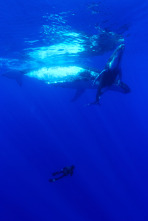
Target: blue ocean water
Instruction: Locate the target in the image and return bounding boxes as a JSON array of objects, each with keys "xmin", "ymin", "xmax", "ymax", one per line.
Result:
[{"xmin": 0, "ymin": 0, "xmax": 148, "ymax": 220}]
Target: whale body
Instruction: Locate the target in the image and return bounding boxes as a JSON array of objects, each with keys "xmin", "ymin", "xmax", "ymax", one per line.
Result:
[{"xmin": 26, "ymin": 66, "xmax": 99, "ymax": 89}]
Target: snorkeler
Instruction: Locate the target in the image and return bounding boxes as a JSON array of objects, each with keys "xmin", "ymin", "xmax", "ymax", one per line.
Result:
[{"xmin": 49, "ymin": 165, "xmax": 75, "ymax": 182}]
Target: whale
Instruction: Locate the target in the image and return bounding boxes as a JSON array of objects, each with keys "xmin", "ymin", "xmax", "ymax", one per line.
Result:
[
  {"xmin": 91, "ymin": 44, "xmax": 130, "ymax": 104},
  {"xmin": 25, "ymin": 44, "xmax": 130, "ymax": 103},
  {"xmin": 2, "ymin": 44, "xmax": 130, "ymax": 104},
  {"xmin": 25, "ymin": 66, "xmax": 100, "ymax": 101},
  {"xmin": 1, "ymin": 66, "xmax": 100, "ymax": 101}
]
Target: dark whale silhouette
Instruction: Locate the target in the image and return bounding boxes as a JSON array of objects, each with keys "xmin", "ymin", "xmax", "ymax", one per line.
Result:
[{"xmin": 91, "ymin": 44, "xmax": 130, "ymax": 105}]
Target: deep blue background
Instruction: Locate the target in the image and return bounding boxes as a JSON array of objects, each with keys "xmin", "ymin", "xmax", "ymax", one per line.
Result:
[{"xmin": 0, "ymin": 0, "xmax": 148, "ymax": 220}]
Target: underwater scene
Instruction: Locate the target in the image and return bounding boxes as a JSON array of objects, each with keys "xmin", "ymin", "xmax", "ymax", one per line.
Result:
[{"xmin": 0, "ymin": 0, "xmax": 148, "ymax": 220}]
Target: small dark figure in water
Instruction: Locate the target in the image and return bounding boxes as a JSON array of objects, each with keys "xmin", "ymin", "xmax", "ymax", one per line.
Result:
[{"xmin": 49, "ymin": 165, "xmax": 75, "ymax": 182}]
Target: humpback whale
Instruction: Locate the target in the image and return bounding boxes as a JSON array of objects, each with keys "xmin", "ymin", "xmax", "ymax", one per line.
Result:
[
  {"xmin": 1, "ymin": 66, "xmax": 100, "ymax": 101},
  {"xmin": 91, "ymin": 44, "xmax": 130, "ymax": 104},
  {"xmin": 26, "ymin": 66, "xmax": 99, "ymax": 101},
  {"xmin": 2, "ymin": 44, "xmax": 130, "ymax": 104},
  {"xmin": 25, "ymin": 44, "xmax": 130, "ymax": 103}
]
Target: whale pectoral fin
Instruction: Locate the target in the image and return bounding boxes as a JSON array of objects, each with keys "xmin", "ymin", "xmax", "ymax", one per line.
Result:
[
  {"xmin": 119, "ymin": 81, "xmax": 131, "ymax": 93},
  {"xmin": 71, "ymin": 89, "xmax": 85, "ymax": 102},
  {"xmin": 87, "ymin": 82, "xmax": 102, "ymax": 106},
  {"xmin": 110, "ymin": 81, "xmax": 130, "ymax": 93},
  {"xmin": 117, "ymin": 69, "xmax": 122, "ymax": 81},
  {"xmin": 93, "ymin": 69, "xmax": 106, "ymax": 86},
  {"xmin": 16, "ymin": 75, "xmax": 23, "ymax": 86},
  {"xmin": 95, "ymin": 83, "xmax": 102, "ymax": 103}
]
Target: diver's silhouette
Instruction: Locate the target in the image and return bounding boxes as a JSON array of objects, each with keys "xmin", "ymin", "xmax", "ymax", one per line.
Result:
[{"xmin": 49, "ymin": 165, "xmax": 75, "ymax": 182}]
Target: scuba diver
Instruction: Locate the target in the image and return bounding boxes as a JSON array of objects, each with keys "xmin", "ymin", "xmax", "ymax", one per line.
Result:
[{"xmin": 49, "ymin": 165, "xmax": 75, "ymax": 182}]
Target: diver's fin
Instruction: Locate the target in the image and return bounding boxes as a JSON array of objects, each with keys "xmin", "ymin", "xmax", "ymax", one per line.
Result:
[
  {"xmin": 110, "ymin": 81, "xmax": 130, "ymax": 93},
  {"xmin": 71, "ymin": 89, "xmax": 85, "ymax": 102}
]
